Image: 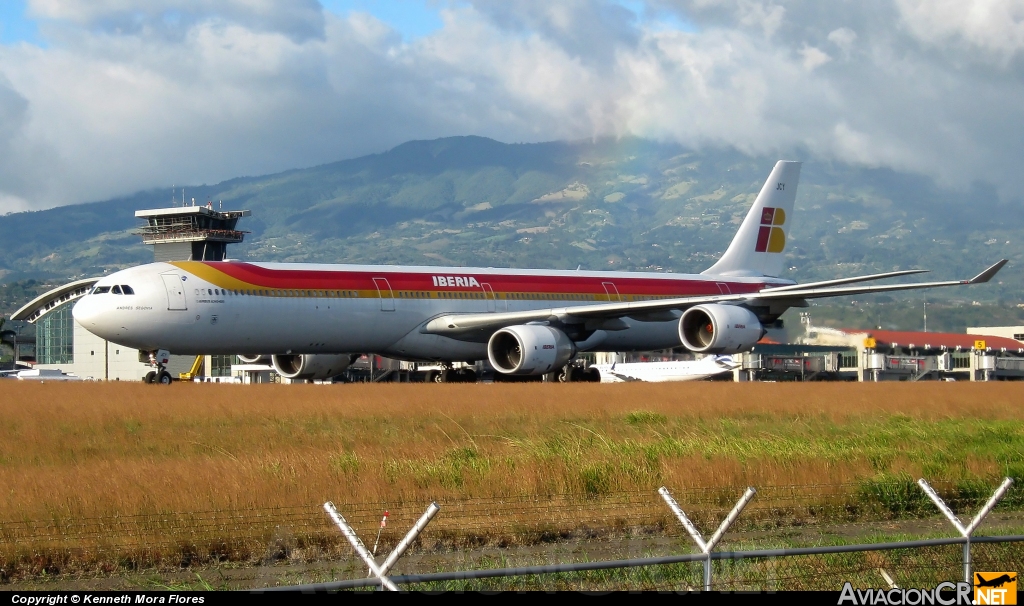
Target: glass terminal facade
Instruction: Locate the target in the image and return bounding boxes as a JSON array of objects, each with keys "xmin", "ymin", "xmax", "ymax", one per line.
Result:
[
  {"xmin": 36, "ymin": 300, "xmax": 74, "ymax": 364},
  {"xmin": 210, "ymin": 354, "xmax": 236, "ymax": 377}
]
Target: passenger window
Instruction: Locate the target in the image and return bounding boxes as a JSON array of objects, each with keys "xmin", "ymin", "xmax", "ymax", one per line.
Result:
[
  {"xmin": 121, "ymin": 285, "xmax": 135, "ymax": 295},
  {"xmin": 112, "ymin": 285, "xmax": 123, "ymax": 295}
]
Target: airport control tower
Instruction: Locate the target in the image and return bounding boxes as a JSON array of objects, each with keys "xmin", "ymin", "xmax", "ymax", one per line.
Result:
[{"xmin": 135, "ymin": 203, "xmax": 251, "ymax": 262}]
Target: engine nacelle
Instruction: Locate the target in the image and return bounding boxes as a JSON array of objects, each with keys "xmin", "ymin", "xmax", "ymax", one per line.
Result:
[
  {"xmin": 272, "ymin": 354, "xmax": 353, "ymax": 381},
  {"xmin": 237, "ymin": 354, "xmax": 269, "ymax": 364},
  {"xmin": 679, "ymin": 304, "xmax": 764, "ymax": 354},
  {"xmin": 488, "ymin": 325, "xmax": 576, "ymax": 375}
]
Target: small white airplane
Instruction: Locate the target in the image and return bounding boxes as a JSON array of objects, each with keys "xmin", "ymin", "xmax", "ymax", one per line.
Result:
[
  {"xmin": 12, "ymin": 368, "xmax": 82, "ymax": 381},
  {"xmin": 590, "ymin": 355, "xmax": 739, "ymax": 383},
  {"xmin": 72, "ymin": 161, "xmax": 1006, "ymax": 383}
]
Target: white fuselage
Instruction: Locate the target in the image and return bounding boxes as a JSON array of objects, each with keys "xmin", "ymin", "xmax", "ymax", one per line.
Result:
[{"xmin": 72, "ymin": 261, "xmax": 786, "ymax": 360}]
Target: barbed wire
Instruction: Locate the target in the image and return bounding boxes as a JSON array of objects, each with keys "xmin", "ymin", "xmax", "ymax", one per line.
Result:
[{"xmin": 1, "ymin": 481, "xmax": 1020, "ymax": 585}]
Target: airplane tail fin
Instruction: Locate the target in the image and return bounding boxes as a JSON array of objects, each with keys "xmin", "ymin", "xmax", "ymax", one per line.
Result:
[{"xmin": 703, "ymin": 161, "xmax": 802, "ymax": 278}]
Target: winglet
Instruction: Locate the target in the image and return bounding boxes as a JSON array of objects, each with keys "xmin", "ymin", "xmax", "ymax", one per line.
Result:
[{"xmin": 968, "ymin": 259, "xmax": 1008, "ymax": 284}]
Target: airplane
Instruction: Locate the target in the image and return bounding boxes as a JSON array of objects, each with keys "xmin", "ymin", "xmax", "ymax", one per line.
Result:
[
  {"xmin": 590, "ymin": 355, "xmax": 739, "ymax": 383},
  {"xmin": 975, "ymin": 573, "xmax": 1016, "ymax": 588},
  {"xmin": 71, "ymin": 161, "xmax": 1008, "ymax": 384}
]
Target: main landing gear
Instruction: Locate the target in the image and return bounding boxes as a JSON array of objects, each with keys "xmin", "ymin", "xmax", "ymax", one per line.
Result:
[
  {"xmin": 428, "ymin": 364, "xmax": 478, "ymax": 383},
  {"xmin": 545, "ymin": 363, "xmax": 601, "ymax": 383}
]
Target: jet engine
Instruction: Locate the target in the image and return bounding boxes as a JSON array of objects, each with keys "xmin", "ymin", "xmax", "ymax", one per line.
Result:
[
  {"xmin": 487, "ymin": 325, "xmax": 575, "ymax": 375},
  {"xmin": 237, "ymin": 354, "xmax": 269, "ymax": 364},
  {"xmin": 271, "ymin": 354, "xmax": 353, "ymax": 381},
  {"xmin": 679, "ymin": 304, "xmax": 764, "ymax": 354}
]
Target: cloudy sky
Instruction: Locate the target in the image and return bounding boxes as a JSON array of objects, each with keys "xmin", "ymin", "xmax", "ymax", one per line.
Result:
[{"xmin": 0, "ymin": 0, "xmax": 1021, "ymax": 213}]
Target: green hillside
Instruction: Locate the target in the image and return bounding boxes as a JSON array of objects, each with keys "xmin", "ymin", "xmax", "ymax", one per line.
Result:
[{"xmin": 1, "ymin": 136, "xmax": 1020, "ymax": 317}]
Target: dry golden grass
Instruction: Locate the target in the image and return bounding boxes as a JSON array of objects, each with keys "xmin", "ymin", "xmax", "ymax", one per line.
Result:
[
  {"xmin": 0, "ymin": 381, "xmax": 1020, "ymax": 517},
  {"xmin": 0, "ymin": 381, "xmax": 1022, "ymax": 578}
]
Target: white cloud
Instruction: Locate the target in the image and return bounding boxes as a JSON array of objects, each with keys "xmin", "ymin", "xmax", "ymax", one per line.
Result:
[
  {"xmin": 827, "ymin": 27, "xmax": 857, "ymax": 57},
  {"xmin": 28, "ymin": 0, "xmax": 326, "ymax": 41},
  {"xmin": 896, "ymin": 0, "xmax": 1024, "ymax": 59},
  {"xmin": 799, "ymin": 44, "xmax": 831, "ymax": 70},
  {"xmin": 735, "ymin": 1, "xmax": 786, "ymax": 37},
  {"xmin": 0, "ymin": 0, "xmax": 1021, "ymax": 213}
]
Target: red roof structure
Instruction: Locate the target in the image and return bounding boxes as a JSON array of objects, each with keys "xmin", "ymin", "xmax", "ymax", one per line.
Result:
[{"xmin": 841, "ymin": 329, "xmax": 1024, "ymax": 352}]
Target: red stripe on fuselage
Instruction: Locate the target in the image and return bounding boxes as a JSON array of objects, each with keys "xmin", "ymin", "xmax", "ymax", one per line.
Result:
[{"xmin": 202, "ymin": 262, "xmax": 767, "ymax": 296}]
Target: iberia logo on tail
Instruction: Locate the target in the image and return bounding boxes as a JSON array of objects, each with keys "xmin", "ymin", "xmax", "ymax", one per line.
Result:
[{"xmin": 754, "ymin": 207, "xmax": 786, "ymax": 253}]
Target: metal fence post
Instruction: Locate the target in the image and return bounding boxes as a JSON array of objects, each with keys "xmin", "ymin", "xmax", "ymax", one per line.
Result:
[
  {"xmin": 659, "ymin": 486, "xmax": 756, "ymax": 591},
  {"xmin": 917, "ymin": 477, "xmax": 1013, "ymax": 583},
  {"xmin": 323, "ymin": 501, "xmax": 441, "ymax": 591},
  {"xmin": 323, "ymin": 502, "xmax": 399, "ymax": 591},
  {"xmin": 379, "ymin": 502, "xmax": 440, "ymax": 576}
]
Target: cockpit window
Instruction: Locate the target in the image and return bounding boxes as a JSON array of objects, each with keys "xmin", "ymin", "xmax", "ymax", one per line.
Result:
[
  {"xmin": 121, "ymin": 285, "xmax": 135, "ymax": 295},
  {"xmin": 112, "ymin": 285, "xmax": 123, "ymax": 295},
  {"xmin": 93, "ymin": 286, "xmax": 111, "ymax": 294}
]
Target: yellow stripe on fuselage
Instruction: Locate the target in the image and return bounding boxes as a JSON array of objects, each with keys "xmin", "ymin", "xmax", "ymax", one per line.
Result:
[{"xmin": 169, "ymin": 261, "xmax": 256, "ymax": 290}]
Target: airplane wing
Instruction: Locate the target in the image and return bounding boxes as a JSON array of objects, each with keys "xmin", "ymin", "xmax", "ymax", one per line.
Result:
[{"xmin": 423, "ymin": 260, "xmax": 1007, "ymax": 338}]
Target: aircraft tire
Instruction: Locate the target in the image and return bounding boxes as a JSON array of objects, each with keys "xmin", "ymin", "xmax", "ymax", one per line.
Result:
[
  {"xmin": 428, "ymin": 370, "xmax": 442, "ymax": 383},
  {"xmin": 461, "ymin": 368, "xmax": 477, "ymax": 383},
  {"xmin": 144, "ymin": 371, "xmax": 156, "ymax": 384},
  {"xmin": 583, "ymin": 367, "xmax": 601, "ymax": 382},
  {"xmin": 157, "ymin": 371, "xmax": 173, "ymax": 385}
]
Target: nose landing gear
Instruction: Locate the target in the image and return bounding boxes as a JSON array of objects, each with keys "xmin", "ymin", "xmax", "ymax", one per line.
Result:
[{"xmin": 144, "ymin": 349, "xmax": 174, "ymax": 384}]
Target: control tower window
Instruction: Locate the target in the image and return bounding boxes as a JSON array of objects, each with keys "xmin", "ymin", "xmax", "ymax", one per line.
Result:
[
  {"xmin": 121, "ymin": 285, "xmax": 135, "ymax": 295},
  {"xmin": 111, "ymin": 285, "xmax": 123, "ymax": 295}
]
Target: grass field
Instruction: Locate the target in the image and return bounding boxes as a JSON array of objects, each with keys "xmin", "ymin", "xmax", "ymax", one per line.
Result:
[
  {"xmin": 2, "ymin": 382, "xmax": 1022, "ymax": 515},
  {"xmin": 0, "ymin": 381, "xmax": 1022, "ymax": 581}
]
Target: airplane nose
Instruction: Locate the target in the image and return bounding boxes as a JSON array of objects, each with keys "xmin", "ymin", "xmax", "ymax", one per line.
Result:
[
  {"xmin": 72, "ymin": 296, "xmax": 99, "ymax": 327},
  {"xmin": 72, "ymin": 295, "xmax": 117, "ymax": 339}
]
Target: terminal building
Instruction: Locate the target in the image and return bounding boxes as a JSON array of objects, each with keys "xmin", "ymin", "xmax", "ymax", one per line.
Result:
[
  {"xmin": 729, "ymin": 320, "xmax": 1024, "ymax": 382},
  {"xmin": 10, "ymin": 203, "xmax": 251, "ymax": 380}
]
